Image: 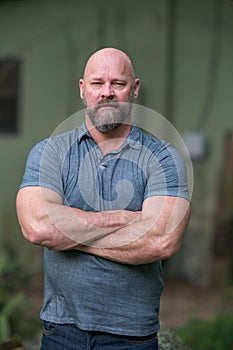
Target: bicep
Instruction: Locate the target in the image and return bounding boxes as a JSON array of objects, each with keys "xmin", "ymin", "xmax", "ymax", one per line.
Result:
[
  {"xmin": 16, "ymin": 186, "xmax": 80, "ymax": 250},
  {"xmin": 16, "ymin": 186, "xmax": 63, "ymax": 231},
  {"xmin": 20, "ymin": 139, "xmax": 64, "ymax": 198},
  {"xmin": 145, "ymin": 144, "xmax": 190, "ymax": 204}
]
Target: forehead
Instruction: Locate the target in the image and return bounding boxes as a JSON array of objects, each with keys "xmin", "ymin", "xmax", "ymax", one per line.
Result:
[{"xmin": 84, "ymin": 52, "xmax": 133, "ymax": 81}]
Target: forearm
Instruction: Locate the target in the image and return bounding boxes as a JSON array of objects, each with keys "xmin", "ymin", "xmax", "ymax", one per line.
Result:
[
  {"xmin": 45, "ymin": 201, "xmax": 139, "ymax": 248},
  {"xmin": 76, "ymin": 197, "xmax": 191, "ymax": 265},
  {"xmin": 16, "ymin": 187, "xmax": 139, "ymax": 250},
  {"xmin": 76, "ymin": 217, "xmax": 174, "ymax": 264},
  {"xmin": 76, "ymin": 220, "xmax": 151, "ymax": 264}
]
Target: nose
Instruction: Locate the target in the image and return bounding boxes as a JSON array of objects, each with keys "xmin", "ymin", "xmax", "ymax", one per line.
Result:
[{"xmin": 101, "ymin": 83, "xmax": 114, "ymax": 99}]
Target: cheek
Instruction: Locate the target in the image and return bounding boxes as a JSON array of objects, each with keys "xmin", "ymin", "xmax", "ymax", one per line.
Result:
[
  {"xmin": 83, "ymin": 90, "xmax": 99, "ymax": 105},
  {"xmin": 117, "ymin": 90, "xmax": 133, "ymax": 102}
]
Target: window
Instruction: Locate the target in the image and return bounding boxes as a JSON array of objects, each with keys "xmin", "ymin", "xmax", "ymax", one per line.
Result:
[{"xmin": 0, "ymin": 58, "xmax": 20, "ymax": 133}]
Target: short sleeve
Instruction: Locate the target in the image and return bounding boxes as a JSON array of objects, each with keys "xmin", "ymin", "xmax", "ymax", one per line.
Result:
[
  {"xmin": 19, "ymin": 138, "xmax": 64, "ymax": 197},
  {"xmin": 144, "ymin": 143, "xmax": 190, "ymax": 201}
]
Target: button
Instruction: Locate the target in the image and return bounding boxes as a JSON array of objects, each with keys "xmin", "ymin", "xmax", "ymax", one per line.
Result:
[{"xmin": 99, "ymin": 164, "xmax": 107, "ymax": 169}]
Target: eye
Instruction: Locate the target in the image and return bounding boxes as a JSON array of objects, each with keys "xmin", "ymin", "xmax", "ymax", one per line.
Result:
[
  {"xmin": 112, "ymin": 81, "xmax": 126, "ymax": 88},
  {"xmin": 92, "ymin": 81, "xmax": 102, "ymax": 86},
  {"xmin": 90, "ymin": 81, "xmax": 103, "ymax": 89}
]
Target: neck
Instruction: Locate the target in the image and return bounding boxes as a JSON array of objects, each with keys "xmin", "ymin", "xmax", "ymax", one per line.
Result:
[{"xmin": 86, "ymin": 116, "xmax": 132, "ymax": 155}]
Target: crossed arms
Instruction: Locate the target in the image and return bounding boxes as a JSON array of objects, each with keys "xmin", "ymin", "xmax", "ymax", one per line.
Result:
[{"xmin": 16, "ymin": 186, "xmax": 190, "ymax": 265}]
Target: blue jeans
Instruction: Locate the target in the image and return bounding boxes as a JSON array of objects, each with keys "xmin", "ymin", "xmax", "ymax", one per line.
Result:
[{"xmin": 40, "ymin": 321, "xmax": 158, "ymax": 350}]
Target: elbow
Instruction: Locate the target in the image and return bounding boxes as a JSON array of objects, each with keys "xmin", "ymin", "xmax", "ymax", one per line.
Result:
[
  {"xmin": 160, "ymin": 246, "xmax": 178, "ymax": 261},
  {"xmin": 158, "ymin": 238, "xmax": 182, "ymax": 261},
  {"xmin": 146, "ymin": 233, "xmax": 182, "ymax": 262},
  {"xmin": 20, "ymin": 220, "xmax": 51, "ymax": 247},
  {"xmin": 23, "ymin": 229, "xmax": 42, "ymax": 246},
  {"xmin": 20, "ymin": 219, "xmax": 68, "ymax": 251}
]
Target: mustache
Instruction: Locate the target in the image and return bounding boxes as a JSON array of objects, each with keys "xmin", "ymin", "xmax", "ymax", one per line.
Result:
[{"xmin": 96, "ymin": 100, "xmax": 120, "ymax": 109}]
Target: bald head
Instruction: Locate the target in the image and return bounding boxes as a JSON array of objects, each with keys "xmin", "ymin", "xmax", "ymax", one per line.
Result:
[{"xmin": 83, "ymin": 48, "xmax": 136, "ymax": 82}]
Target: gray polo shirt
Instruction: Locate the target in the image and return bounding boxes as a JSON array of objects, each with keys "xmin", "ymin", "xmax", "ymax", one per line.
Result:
[{"xmin": 20, "ymin": 123, "xmax": 189, "ymax": 336}]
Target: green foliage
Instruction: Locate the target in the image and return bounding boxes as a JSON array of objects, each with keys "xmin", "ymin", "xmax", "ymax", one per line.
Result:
[
  {"xmin": 0, "ymin": 294, "xmax": 25, "ymax": 342},
  {"xmin": 178, "ymin": 314, "xmax": 233, "ymax": 350},
  {"xmin": 0, "ymin": 245, "xmax": 33, "ymax": 343},
  {"xmin": 158, "ymin": 327, "xmax": 190, "ymax": 350}
]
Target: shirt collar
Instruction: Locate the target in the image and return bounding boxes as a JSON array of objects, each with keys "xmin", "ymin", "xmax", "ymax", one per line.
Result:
[
  {"xmin": 77, "ymin": 122, "xmax": 142, "ymax": 150},
  {"xmin": 126, "ymin": 125, "xmax": 142, "ymax": 150},
  {"xmin": 76, "ymin": 122, "xmax": 91, "ymax": 144}
]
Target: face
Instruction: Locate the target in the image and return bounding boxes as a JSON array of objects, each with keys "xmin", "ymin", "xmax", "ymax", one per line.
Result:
[{"xmin": 79, "ymin": 49, "xmax": 140, "ymax": 132}]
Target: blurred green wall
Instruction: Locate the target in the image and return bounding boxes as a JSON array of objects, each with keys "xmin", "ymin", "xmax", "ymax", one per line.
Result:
[{"xmin": 0, "ymin": 0, "xmax": 232, "ymax": 283}]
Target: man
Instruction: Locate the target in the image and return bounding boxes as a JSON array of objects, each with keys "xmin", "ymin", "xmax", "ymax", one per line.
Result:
[{"xmin": 16, "ymin": 48, "xmax": 190, "ymax": 350}]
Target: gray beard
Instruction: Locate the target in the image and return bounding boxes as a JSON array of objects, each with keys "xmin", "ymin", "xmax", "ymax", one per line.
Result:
[
  {"xmin": 87, "ymin": 102, "xmax": 132, "ymax": 132},
  {"xmin": 82, "ymin": 93, "xmax": 135, "ymax": 132}
]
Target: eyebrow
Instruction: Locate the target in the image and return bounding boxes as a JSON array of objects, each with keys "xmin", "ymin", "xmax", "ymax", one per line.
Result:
[
  {"xmin": 89, "ymin": 77, "xmax": 102, "ymax": 80},
  {"xmin": 89, "ymin": 77, "xmax": 127, "ymax": 82}
]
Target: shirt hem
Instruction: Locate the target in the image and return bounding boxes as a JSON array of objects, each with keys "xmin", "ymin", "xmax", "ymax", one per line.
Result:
[{"xmin": 40, "ymin": 315, "xmax": 160, "ymax": 337}]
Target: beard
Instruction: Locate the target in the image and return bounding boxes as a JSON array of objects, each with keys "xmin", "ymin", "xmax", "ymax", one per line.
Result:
[{"xmin": 82, "ymin": 90, "xmax": 135, "ymax": 132}]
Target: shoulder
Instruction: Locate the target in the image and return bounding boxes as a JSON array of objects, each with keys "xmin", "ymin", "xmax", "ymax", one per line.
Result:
[
  {"xmin": 28, "ymin": 128, "xmax": 81, "ymax": 159},
  {"xmin": 136, "ymin": 127, "xmax": 187, "ymax": 171},
  {"xmin": 137, "ymin": 127, "xmax": 173, "ymax": 159},
  {"xmin": 136, "ymin": 127, "xmax": 165, "ymax": 150}
]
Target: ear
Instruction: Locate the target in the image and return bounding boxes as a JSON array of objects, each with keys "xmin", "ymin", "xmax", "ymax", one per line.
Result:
[
  {"xmin": 79, "ymin": 79, "xmax": 84, "ymax": 99},
  {"xmin": 133, "ymin": 78, "xmax": 140, "ymax": 98}
]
